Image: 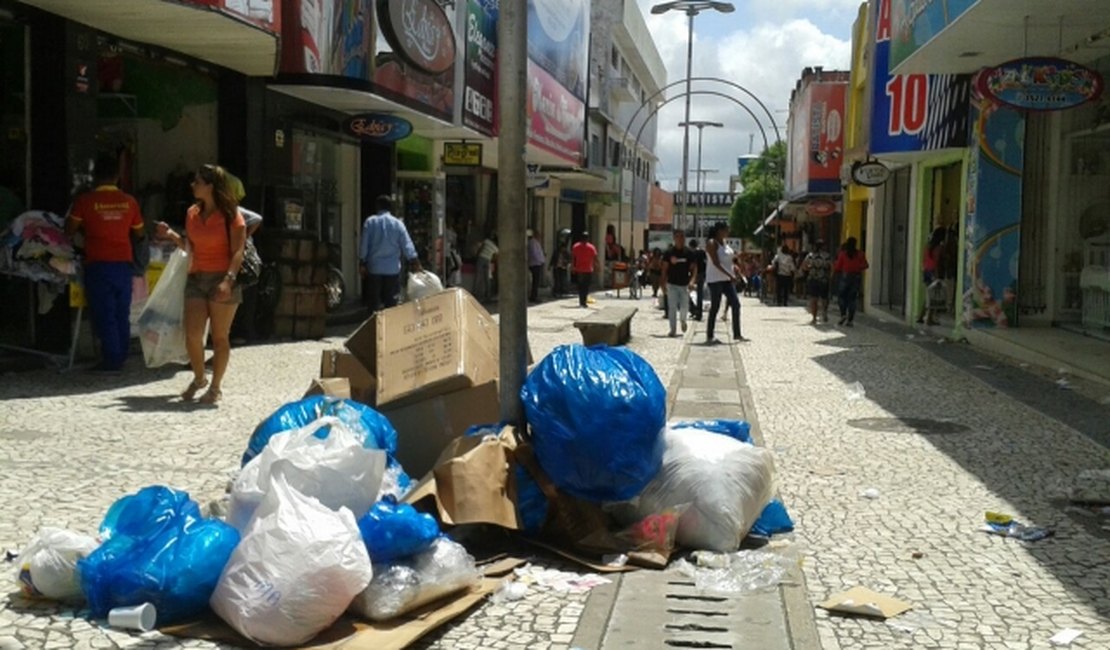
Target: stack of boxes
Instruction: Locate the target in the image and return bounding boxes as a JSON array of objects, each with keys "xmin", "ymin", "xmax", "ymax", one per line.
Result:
[
  {"xmin": 312, "ymin": 288, "xmax": 506, "ymax": 478},
  {"xmin": 271, "ymin": 236, "xmax": 330, "ymax": 339}
]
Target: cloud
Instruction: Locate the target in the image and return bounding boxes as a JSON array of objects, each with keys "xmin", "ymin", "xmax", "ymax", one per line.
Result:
[{"xmin": 635, "ymin": 2, "xmax": 853, "ymax": 191}]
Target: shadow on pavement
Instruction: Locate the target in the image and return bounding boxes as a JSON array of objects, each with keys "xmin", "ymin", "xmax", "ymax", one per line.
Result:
[
  {"xmin": 0, "ymin": 363, "xmax": 184, "ymax": 401},
  {"xmin": 106, "ymin": 394, "xmax": 207, "ymax": 413},
  {"xmin": 806, "ymin": 313, "xmax": 1110, "ymax": 621}
]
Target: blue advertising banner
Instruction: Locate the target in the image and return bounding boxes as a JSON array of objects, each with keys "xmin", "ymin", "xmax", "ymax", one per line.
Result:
[
  {"xmin": 962, "ymin": 98, "xmax": 1024, "ymax": 329},
  {"xmin": 871, "ymin": 0, "xmax": 971, "ymax": 154},
  {"xmin": 889, "ymin": 0, "xmax": 977, "ymax": 71},
  {"xmin": 527, "ymin": 0, "xmax": 589, "ymax": 100}
]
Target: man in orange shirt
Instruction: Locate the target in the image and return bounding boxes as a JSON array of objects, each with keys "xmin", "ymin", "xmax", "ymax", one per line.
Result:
[{"xmin": 66, "ymin": 154, "xmax": 144, "ymax": 372}]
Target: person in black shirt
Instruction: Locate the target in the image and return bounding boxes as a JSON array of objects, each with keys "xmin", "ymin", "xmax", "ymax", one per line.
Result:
[
  {"xmin": 661, "ymin": 231, "xmax": 697, "ymax": 337},
  {"xmin": 688, "ymin": 239, "xmax": 707, "ymax": 320}
]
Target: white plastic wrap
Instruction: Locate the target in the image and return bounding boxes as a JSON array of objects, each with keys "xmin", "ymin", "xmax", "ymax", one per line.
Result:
[
  {"xmin": 14, "ymin": 527, "xmax": 98, "ymax": 601},
  {"xmin": 137, "ymin": 248, "xmax": 190, "ymax": 368},
  {"xmin": 405, "ymin": 271, "xmax": 444, "ymax": 302},
  {"xmin": 211, "ymin": 467, "xmax": 373, "ymax": 646},
  {"xmin": 229, "ymin": 416, "xmax": 386, "ymax": 532},
  {"xmin": 632, "ymin": 427, "xmax": 775, "ymax": 552},
  {"xmin": 348, "ymin": 537, "xmax": 479, "ymax": 622}
]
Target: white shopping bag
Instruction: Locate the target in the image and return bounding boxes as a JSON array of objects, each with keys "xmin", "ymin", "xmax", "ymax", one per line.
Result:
[{"xmin": 136, "ymin": 249, "xmax": 190, "ymax": 368}]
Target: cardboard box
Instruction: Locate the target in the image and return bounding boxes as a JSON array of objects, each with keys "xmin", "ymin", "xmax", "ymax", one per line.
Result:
[
  {"xmin": 345, "ymin": 288, "xmax": 499, "ymax": 408},
  {"xmin": 319, "ymin": 350, "xmax": 376, "ymax": 404},
  {"xmin": 383, "ymin": 380, "xmax": 501, "ymax": 479},
  {"xmin": 304, "ymin": 377, "xmax": 351, "ymax": 399}
]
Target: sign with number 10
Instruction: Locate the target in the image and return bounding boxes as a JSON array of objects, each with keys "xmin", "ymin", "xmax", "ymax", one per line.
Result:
[{"xmin": 871, "ymin": 0, "xmax": 970, "ymax": 153}]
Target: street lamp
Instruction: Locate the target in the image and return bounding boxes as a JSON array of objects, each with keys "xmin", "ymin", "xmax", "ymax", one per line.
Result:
[
  {"xmin": 679, "ymin": 119, "xmax": 723, "ymax": 235},
  {"xmin": 651, "ymin": 1, "xmax": 735, "ymax": 231}
]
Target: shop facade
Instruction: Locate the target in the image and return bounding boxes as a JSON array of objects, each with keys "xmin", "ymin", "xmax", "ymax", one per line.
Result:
[{"xmin": 870, "ymin": 0, "xmax": 1110, "ymax": 378}]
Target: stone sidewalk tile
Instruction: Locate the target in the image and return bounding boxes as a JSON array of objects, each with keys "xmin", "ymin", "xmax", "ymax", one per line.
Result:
[{"xmin": 732, "ymin": 298, "xmax": 1110, "ymax": 650}]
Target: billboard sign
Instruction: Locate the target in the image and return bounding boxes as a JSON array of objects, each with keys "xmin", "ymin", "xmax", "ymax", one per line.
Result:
[
  {"xmin": 462, "ymin": 0, "xmax": 497, "ymax": 135},
  {"xmin": 280, "ymin": 0, "xmax": 373, "ymax": 79},
  {"xmin": 977, "ymin": 57, "xmax": 1104, "ymax": 112},
  {"xmin": 889, "ymin": 0, "xmax": 976, "ymax": 72},
  {"xmin": 527, "ymin": 59, "xmax": 585, "ymax": 164},
  {"xmin": 527, "ymin": 0, "xmax": 589, "ymax": 100},
  {"xmin": 808, "ymin": 82, "xmax": 845, "ymax": 186},
  {"xmin": 871, "ymin": 0, "xmax": 971, "ymax": 154}
]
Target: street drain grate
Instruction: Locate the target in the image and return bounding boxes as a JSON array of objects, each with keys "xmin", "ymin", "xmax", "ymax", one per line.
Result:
[
  {"xmin": 666, "ymin": 623, "xmax": 730, "ymax": 633},
  {"xmin": 667, "ymin": 609, "xmax": 729, "ymax": 617},
  {"xmin": 664, "ymin": 641, "xmax": 733, "ymax": 649},
  {"xmin": 666, "ymin": 593, "xmax": 728, "ymax": 602},
  {"xmin": 847, "ymin": 417, "xmax": 971, "ymax": 434}
]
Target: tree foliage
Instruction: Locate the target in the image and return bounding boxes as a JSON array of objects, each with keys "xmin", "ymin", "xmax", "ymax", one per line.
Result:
[{"xmin": 730, "ymin": 141, "xmax": 786, "ymax": 238}]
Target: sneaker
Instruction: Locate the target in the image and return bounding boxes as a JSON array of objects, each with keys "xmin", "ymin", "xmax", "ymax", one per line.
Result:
[
  {"xmin": 668, "ymin": 330, "xmax": 677, "ymax": 337},
  {"xmin": 681, "ymin": 319, "xmax": 688, "ymax": 333}
]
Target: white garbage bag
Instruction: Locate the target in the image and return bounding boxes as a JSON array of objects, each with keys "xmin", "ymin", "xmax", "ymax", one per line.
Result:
[
  {"xmin": 14, "ymin": 527, "xmax": 98, "ymax": 601},
  {"xmin": 405, "ymin": 270, "xmax": 444, "ymax": 302},
  {"xmin": 211, "ymin": 466, "xmax": 373, "ymax": 646},
  {"xmin": 137, "ymin": 248, "xmax": 190, "ymax": 368},
  {"xmin": 348, "ymin": 537, "xmax": 479, "ymax": 622},
  {"xmin": 631, "ymin": 427, "xmax": 775, "ymax": 552},
  {"xmin": 229, "ymin": 416, "xmax": 386, "ymax": 532}
]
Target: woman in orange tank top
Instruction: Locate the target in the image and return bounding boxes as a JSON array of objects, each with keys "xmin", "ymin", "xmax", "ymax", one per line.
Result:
[{"xmin": 155, "ymin": 164, "xmax": 245, "ymax": 405}]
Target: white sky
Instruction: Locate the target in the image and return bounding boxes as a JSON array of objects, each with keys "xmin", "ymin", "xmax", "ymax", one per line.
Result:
[{"xmin": 635, "ymin": 0, "xmax": 858, "ymax": 191}]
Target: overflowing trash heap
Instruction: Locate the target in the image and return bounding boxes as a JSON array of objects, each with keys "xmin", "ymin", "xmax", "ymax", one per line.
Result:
[{"xmin": 12, "ymin": 288, "xmax": 793, "ymax": 648}]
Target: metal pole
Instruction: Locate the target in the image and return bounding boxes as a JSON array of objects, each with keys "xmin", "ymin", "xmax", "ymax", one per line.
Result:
[
  {"xmin": 498, "ymin": 0, "xmax": 527, "ymax": 427},
  {"xmin": 678, "ymin": 10, "xmax": 694, "ymax": 231},
  {"xmin": 695, "ymin": 124, "xmax": 705, "ymax": 235}
]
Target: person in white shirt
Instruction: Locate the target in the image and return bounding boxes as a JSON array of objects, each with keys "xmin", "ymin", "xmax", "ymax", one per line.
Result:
[
  {"xmin": 772, "ymin": 245, "xmax": 797, "ymax": 307},
  {"xmin": 705, "ymin": 223, "xmax": 746, "ymax": 343},
  {"xmin": 475, "ymin": 235, "xmax": 498, "ymax": 302}
]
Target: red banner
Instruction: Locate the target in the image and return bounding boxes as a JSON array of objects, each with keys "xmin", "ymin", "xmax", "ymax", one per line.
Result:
[
  {"xmin": 527, "ymin": 59, "xmax": 585, "ymax": 164},
  {"xmin": 649, "ymin": 185, "xmax": 673, "ymax": 225},
  {"xmin": 807, "ymin": 82, "xmax": 845, "ymax": 182}
]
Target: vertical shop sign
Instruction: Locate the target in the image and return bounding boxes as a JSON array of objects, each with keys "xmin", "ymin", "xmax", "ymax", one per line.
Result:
[
  {"xmin": 526, "ymin": 60, "xmax": 585, "ymax": 164},
  {"xmin": 527, "ymin": 0, "xmax": 589, "ymax": 100},
  {"xmin": 807, "ymin": 82, "xmax": 845, "ymax": 189},
  {"xmin": 280, "ymin": 0, "xmax": 373, "ymax": 79},
  {"xmin": 871, "ymin": 0, "xmax": 971, "ymax": 154},
  {"xmin": 374, "ymin": 0, "xmax": 457, "ymax": 120},
  {"xmin": 462, "ymin": 0, "xmax": 497, "ymax": 135}
]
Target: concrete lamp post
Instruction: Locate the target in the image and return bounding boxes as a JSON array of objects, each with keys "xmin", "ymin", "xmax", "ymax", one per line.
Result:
[
  {"xmin": 651, "ymin": 1, "xmax": 735, "ymax": 231},
  {"xmin": 678, "ymin": 119, "xmax": 723, "ymax": 234}
]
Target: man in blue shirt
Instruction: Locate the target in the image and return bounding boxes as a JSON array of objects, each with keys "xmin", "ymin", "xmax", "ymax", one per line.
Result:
[{"xmin": 360, "ymin": 195, "xmax": 422, "ymax": 313}]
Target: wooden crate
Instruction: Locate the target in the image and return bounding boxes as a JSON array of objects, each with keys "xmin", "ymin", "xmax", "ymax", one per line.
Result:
[
  {"xmin": 295, "ymin": 286, "xmax": 327, "ymax": 318},
  {"xmin": 298, "ymin": 238, "xmax": 316, "ymax": 263},
  {"xmin": 294, "ymin": 316, "xmax": 326, "ymax": 339}
]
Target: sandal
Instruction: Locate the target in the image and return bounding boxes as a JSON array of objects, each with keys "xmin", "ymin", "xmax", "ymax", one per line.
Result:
[
  {"xmin": 181, "ymin": 378, "xmax": 208, "ymax": 401},
  {"xmin": 198, "ymin": 388, "xmax": 222, "ymax": 405}
]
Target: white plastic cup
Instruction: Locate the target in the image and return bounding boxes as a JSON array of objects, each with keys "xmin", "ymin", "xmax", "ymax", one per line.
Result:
[{"xmin": 107, "ymin": 602, "xmax": 157, "ymax": 632}]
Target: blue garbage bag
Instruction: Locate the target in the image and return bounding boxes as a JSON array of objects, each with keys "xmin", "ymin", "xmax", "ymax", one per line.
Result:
[
  {"xmin": 750, "ymin": 499, "xmax": 794, "ymax": 537},
  {"xmin": 514, "ymin": 466, "xmax": 549, "ymax": 533},
  {"xmin": 671, "ymin": 419, "xmax": 752, "ymax": 444},
  {"xmin": 243, "ymin": 396, "xmax": 410, "ymax": 493},
  {"xmin": 521, "ymin": 344, "xmax": 666, "ymax": 502},
  {"xmin": 357, "ymin": 500, "xmax": 440, "ymax": 563},
  {"xmin": 79, "ymin": 486, "xmax": 240, "ymax": 624}
]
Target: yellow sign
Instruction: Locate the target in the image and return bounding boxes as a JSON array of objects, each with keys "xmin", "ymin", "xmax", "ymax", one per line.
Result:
[
  {"xmin": 443, "ymin": 142, "xmax": 482, "ymax": 166},
  {"xmin": 69, "ymin": 281, "xmax": 87, "ymax": 308}
]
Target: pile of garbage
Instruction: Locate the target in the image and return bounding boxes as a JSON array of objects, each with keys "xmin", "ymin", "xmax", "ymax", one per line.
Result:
[{"xmin": 10, "ymin": 289, "xmax": 793, "ymax": 647}]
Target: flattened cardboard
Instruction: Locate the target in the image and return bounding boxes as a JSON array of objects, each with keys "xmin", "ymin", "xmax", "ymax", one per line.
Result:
[
  {"xmin": 405, "ymin": 431, "xmax": 521, "ymax": 530},
  {"xmin": 344, "ymin": 289, "xmax": 499, "ymax": 408},
  {"xmin": 319, "ymin": 350, "xmax": 376, "ymax": 405},
  {"xmin": 161, "ymin": 578, "xmax": 498, "ymax": 649},
  {"xmin": 818, "ymin": 586, "xmax": 912, "ymax": 619},
  {"xmin": 304, "ymin": 377, "xmax": 352, "ymax": 399},
  {"xmin": 382, "ymin": 380, "xmax": 501, "ymax": 479}
]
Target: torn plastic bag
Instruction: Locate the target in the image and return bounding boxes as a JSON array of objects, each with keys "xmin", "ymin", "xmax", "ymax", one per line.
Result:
[
  {"xmin": 137, "ymin": 248, "xmax": 189, "ymax": 368},
  {"xmin": 348, "ymin": 537, "xmax": 479, "ymax": 622},
  {"xmin": 521, "ymin": 344, "xmax": 666, "ymax": 502},
  {"xmin": 750, "ymin": 499, "xmax": 794, "ymax": 537},
  {"xmin": 629, "ymin": 427, "xmax": 775, "ymax": 552},
  {"xmin": 404, "ymin": 270, "xmax": 444, "ymax": 302},
  {"xmin": 14, "ymin": 528, "xmax": 98, "ymax": 601},
  {"xmin": 211, "ymin": 464, "xmax": 372, "ymax": 646},
  {"xmin": 357, "ymin": 499, "xmax": 440, "ymax": 563},
  {"xmin": 78, "ymin": 486, "xmax": 239, "ymax": 624},
  {"xmin": 229, "ymin": 416, "xmax": 386, "ymax": 532}
]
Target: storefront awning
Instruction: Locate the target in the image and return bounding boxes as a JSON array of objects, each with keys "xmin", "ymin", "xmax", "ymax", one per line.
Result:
[
  {"xmin": 891, "ymin": 0, "xmax": 1110, "ymax": 75},
  {"xmin": 22, "ymin": 0, "xmax": 279, "ymax": 76}
]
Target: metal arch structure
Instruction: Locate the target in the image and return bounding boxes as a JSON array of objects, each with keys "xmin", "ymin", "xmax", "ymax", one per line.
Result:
[{"xmin": 617, "ymin": 90, "xmax": 774, "ymax": 260}]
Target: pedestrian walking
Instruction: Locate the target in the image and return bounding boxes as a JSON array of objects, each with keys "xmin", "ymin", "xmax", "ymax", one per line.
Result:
[
  {"xmin": 474, "ymin": 235, "xmax": 498, "ymax": 302},
  {"xmin": 801, "ymin": 239, "xmax": 833, "ymax": 324},
  {"xmin": 571, "ymin": 231, "xmax": 599, "ymax": 308},
  {"xmin": 527, "ymin": 229, "xmax": 546, "ymax": 303},
  {"xmin": 359, "ymin": 195, "xmax": 422, "ymax": 314},
  {"xmin": 65, "ymin": 153, "xmax": 145, "ymax": 373},
  {"xmin": 155, "ymin": 164, "xmax": 245, "ymax": 404},
  {"xmin": 833, "ymin": 236, "xmax": 869, "ymax": 327},
  {"xmin": 705, "ymin": 223, "xmax": 745, "ymax": 343},
  {"xmin": 771, "ymin": 245, "xmax": 796, "ymax": 306},
  {"xmin": 661, "ymin": 231, "xmax": 696, "ymax": 337},
  {"xmin": 688, "ymin": 239, "xmax": 707, "ymax": 320},
  {"xmin": 917, "ymin": 227, "xmax": 945, "ymax": 326},
  {"xmin": 550, "ymin": 229, "xmax": 571, "ymax": 297}
]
